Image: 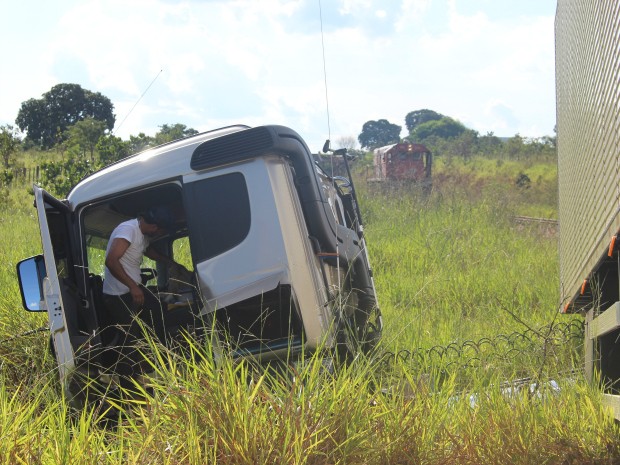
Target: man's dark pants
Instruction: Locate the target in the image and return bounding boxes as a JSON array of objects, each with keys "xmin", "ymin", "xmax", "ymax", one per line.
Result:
[{"xmin": 102, "ymin": 286, "xmax": 167, "ymax": 380}]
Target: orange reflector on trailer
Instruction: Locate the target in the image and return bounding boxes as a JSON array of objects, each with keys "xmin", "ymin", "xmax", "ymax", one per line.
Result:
[
  {"xmin": 581, "ymin": 280, "xmax": 588, "ymax": 295},
  {"xmin": 609, "ymin": 235, "xmax": 617, "ymax": 257},
  {"xmin": 563, "ymin": 302, "xmax": 571, "ymax": 313}
]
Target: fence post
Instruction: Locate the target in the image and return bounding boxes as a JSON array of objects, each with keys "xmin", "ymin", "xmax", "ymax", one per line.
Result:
[{"xmin": 585, "ymin": 308, "xmax": 594, "ymax": 381}]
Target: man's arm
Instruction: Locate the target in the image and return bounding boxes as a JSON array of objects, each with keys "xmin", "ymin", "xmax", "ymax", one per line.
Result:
[
  {"xmin": 105, "ymin": 238, "xmax": 145, "ymax": 306},
  {"xmin": 144, "ymin": 245, "xmax": 174, "ymax": 267},
  {"xmin": 145, "ymin": 245, "xmax": 193, "ymax": 280}
]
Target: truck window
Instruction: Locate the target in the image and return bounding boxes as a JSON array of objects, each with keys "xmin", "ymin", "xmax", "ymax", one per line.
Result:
[
  {"xmin": 86, "ymin": 242, "xmax": 106, "ymax": 277},
  {"xmin": 172, "ymin": 236, "xmax": 193, "ymax": 270},
  {"xmin": 184, "ymin": 172, "xmax": 251, "ymax": 262},
  {"xmin": 86, "ymin": 233, "xmax": 161, "ymax": 276}
]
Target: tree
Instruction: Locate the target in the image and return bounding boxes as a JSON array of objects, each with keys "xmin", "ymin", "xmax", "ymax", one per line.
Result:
[
  {"xmin": 540, "ymin": 135, "xmax": 556, "ymax": 149},
  {"xmin": 15, "ymin": 83, "xmax": 115, "ymax": 149},
  {"xmin": 358, "ymin": 119, "xmax": 402, "ymax": 150},
  {"xmin": 333, "ymin": 135, "xmax": 365, "ymax": 161},
  {"xmin": 505, "ymin": 134, "xmax": 525, "ymax": 159},
  {"xmin": 335, "ymin": 135, "xmax": 358, "ymax": 151},
  {"xmin": 15, "ymin": 98, "xmax": 46, "ymax": 147},
  {"xmin": 478, "ymin": 131, "xmax": 503, "ymax": 157},
  {"xmin": 0, "ymin": 170, "xmax": 13, "ymax": 188},
  {"xmin": 154, "ymin": 123, "xmax": 198, "ymax": 145},
  {"xmin": 67, "ymin": 117, "xmax": 107, "ymax": 160},
  {"xmin": 405, "ymin": 109, "xmax": 444, "ymax": 132},
  {"xmin": 443, "ymin": 130, "xmax": 479, "ymax": 161},
  {"xmin": 410, "ymin": 117, "xmax": 467, "ymax": 140},
  {"xmin": 128, "ymin": 132, "xmax": 153, "ymax": 153},
  {"xmin": 0, "ymin": 125, "xmax": 20, "ymax": 169},
  {"xmin": 39, "ymin": 157, "xmax": 96, "ymax": 198},
  {"xmin": 97, "ymin": 134, "xmax": 130, "ymax": 165}
]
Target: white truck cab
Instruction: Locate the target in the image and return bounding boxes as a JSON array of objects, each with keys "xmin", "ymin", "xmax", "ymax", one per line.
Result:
[{"xmin": 16, "ymin": 124, "xmax": 382, "ymax": 401}]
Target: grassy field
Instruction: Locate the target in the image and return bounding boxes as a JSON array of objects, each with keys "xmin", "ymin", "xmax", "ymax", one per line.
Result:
[{"xmin": 0, "ymin": 155, "xmax": 619, "ymax": 464}]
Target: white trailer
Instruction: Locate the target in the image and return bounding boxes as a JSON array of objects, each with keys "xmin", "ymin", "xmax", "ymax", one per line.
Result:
[{"xmin": 556, "ymin": 0, "xmax": 620, "ymax": 418}]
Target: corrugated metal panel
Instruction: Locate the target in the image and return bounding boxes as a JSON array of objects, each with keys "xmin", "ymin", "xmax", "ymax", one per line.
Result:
[{"xmin": 556, "ymin": 0, "xmax": 620, "ymax": 305}]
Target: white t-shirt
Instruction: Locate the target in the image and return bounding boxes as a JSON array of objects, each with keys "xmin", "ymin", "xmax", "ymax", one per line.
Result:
[{"xmin": 103, "ymin": 219, "xmax": 150, "ymax": 295}]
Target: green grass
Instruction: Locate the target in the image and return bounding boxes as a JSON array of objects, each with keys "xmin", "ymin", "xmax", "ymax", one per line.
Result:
[
  {"xmin": 0, "ymin": 156, "xmax": 618, "ymax": 464},
  {"xmin": 364, "ymin": 186, "xmax": 559, "ymax": 349}
]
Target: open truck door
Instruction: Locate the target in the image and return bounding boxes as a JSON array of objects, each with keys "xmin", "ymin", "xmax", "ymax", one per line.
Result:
[{"xmin": 20, "ymin": 186, "xmax": 75, "ymax": 382}]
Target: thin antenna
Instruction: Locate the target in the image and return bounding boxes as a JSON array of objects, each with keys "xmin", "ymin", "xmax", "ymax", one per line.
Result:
[
  {"xmin": 318, "ymin": 0, "xmax": 331, "ymax": 141},
  {"xmin": 113, "ymin": 68, "xmax": 163, "ymax": 135},
  {"xmin": 318, "ymin": 0, "xmax": 341, "ymax": 296}
]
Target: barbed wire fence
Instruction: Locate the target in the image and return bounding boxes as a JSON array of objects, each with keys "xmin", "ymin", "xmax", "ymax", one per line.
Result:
[
  {"xmin": 2, "ymin": 316, "xmax": 586, "ymax": 398},
  {"xmin": 1, "ymin": 166, "xmax": 41, "ymax": 186},
  {"xmin": 373, "ymin": 320, "xmax": 585, "ymax": 389}
]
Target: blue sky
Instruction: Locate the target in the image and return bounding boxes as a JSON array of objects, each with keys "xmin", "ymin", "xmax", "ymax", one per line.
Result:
[{"xmin": 1, "ymin": 0, "xmax": 557, "ymax": 151}]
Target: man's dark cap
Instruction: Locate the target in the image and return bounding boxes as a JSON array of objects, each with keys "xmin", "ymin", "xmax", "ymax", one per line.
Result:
[{"xmin": 143, "ymin": 206, "xmax": 175, "ymax": 231}]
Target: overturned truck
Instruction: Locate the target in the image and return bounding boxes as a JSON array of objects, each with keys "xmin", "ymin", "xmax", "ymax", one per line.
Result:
[{"xmin": 16, "ymin": 125, "xmax": 382, "ymax": 402}]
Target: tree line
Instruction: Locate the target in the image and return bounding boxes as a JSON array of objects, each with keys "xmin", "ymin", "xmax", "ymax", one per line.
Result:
[
  {"xmin": 1, "ymin": 83, "xmax": 556, "ymax": 197},
  {"xmin": 0, "ymin": 83, "xmax": 198, "ymax": 196},
  {"xmin": 356, "ymin": 108, "xmax": 556, "ymax": 162}
]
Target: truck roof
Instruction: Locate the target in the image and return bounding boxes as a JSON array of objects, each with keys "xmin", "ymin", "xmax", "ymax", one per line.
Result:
[{"xmin": 66, "ymin": 125, "xmax": 249, "ymax": 208}]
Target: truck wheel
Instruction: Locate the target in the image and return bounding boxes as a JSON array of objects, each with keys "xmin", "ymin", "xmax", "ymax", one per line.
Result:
[{"xmin": 335, "ymin": 290, "xmax": 382, "ymax": 364}]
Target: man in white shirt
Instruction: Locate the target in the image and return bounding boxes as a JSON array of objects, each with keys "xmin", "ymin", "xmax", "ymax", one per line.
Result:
[
  {"xmin": 104, "ymin": 207, "xmax": 176, "ymax": 306},
  {"xmin": 102, "ymin": 206, "xmax": 185, "ymax": 380}
]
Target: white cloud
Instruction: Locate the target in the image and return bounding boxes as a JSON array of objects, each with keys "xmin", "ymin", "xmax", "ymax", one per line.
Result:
[
  {"xmin": 0, "ymin": 0, "xmax": 556, "ymax": 148},
  {"xmin": 339, "ymin": 0, "xmax": 372, "ymax": 15},
  {"xmin": 408, "ymin": 3, "xmax": 555, "ymax": 137}
]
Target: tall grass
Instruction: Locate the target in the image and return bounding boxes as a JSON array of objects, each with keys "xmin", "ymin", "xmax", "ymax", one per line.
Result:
[
  {"xmin": 0, "ymin": 157, "xmax": 617, "ymax": 464},
  {"xmin": 362, "ymin": 173, "xmax": 561, "ymax": 350}
]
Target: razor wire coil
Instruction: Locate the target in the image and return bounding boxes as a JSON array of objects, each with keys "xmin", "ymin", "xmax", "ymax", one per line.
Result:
[{"xmin": 376, "ymin": 320, "xmax": 584, "ymax": 371}]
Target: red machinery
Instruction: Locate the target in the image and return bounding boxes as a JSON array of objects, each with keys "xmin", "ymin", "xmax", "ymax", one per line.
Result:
[{"xmin": 371, "ymin": 142, "xmax": 432, "ymax": 182}]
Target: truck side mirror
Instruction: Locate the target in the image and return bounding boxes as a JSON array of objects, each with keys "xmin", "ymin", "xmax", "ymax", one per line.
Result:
[{"xmin": 16, "ymin": 255, "xmax": 47, "ymax": 312}]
